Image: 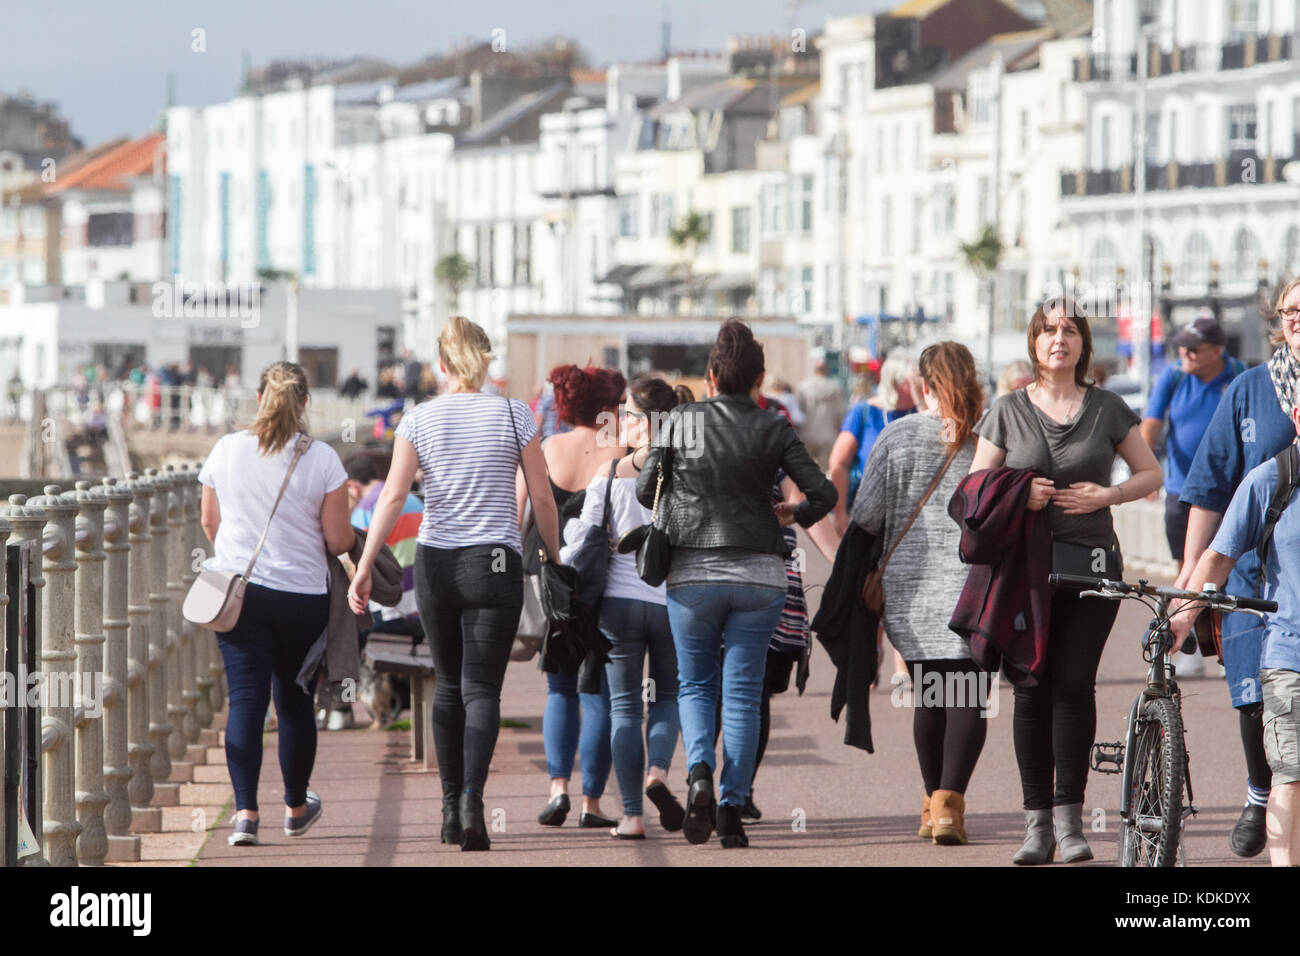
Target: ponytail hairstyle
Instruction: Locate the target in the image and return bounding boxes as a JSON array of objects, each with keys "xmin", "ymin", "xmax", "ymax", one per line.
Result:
[
  {"xmin": 629, "ymin": 374, "xmax": 681, "ymax": 416},
  {"xmin": 250, "ymin": 361, "xmax": 310, "ymax": 456},
  {"xmin": 707, "ymin": 318, "xmax": 765, "ymax": 395},
  {"xmin": 438, "ymin": 315, "xmax": 492, "ymax": 390},
  {"xmin": 918, "ymin": 342, "xmax": 984, "ymax": 454}
]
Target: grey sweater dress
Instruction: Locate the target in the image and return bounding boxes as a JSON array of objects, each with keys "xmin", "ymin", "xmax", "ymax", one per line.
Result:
[{"xmin": 850, "ymin": 412, "xmax": 975, "ymax": 662}]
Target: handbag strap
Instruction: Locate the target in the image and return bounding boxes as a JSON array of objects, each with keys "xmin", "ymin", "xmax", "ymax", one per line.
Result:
[
  {"xmin": 243, "ymin": 433, "xmax": 312, "ymax": 579},
  {"xmin": 649, "ymin": 417, "xmax": 674, "ymax": 526},
  {"xmin": 601, "ymin": 458, "xmax": 616, "ymax": 541},
  {"xmin": 508, "ymin": 397, "xmax": 556, "ymax": 563},
  {"xmin": 877, "ymin": 443, "xmax": 961, "ymax": 575}
]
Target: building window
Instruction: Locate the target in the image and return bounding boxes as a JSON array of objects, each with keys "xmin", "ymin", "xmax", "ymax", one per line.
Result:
[
  {"xmin": 1229, "ymin": 0, "xmax": 1259, "ymax": 44},
  {"xmin": 88, "ymin": 212, "xmax": 134, "ymax": 247},
  {"xmin": 797, "ymin": 266, "xmax": 813, "ymax": 314},
  {"xmin": 1178, "ymin": 231, "xmax": 1212, "ymax": 288},
  {"xmin": 1019, "ymin": 110, "xmax": 1030, "ymax": 153},
  {"xmin": 1145, "ymin": 112, "xmax": 1159, "ymax": 163},
  {"xmin": 475, "ymin": 225, "xmax": 492, "ymax": 287},
  {"xmin": 731, "ymin": 206, "xmax": 751, "ymax": 253},
  {"xmin": 1100, "ymin": 114, "xmax": 1113, "ymax": 169},
  {"xmin": 933, "ymin": 183, "xmax": 955, "ymax": 235},
  {"xmin": 619, "ymin": 193, "xmax": 639, "ymax": 237},
  {"xmin": 697, "ymin": 212, "xmax": 714, "ymax": 252},
  {"xmin": 1285, "ymin": 226, "xmax": 1300, "ymax": 274},
  {"xmin": 1228, "ymin": 104, "xmax": 1257, "ymax": 150},
  {"xmin": 1232, "ymin": 227, "xmax": 1260, "ymax": 279},
  {"xmin": 650, "ymin": 193, "xmax": 674, "ymax": 236},
  {"xmin": 880, "ymin": 196, "xmax": 892, "ymax": 256},
  {"xmin": 912, "ymin": 195, "xmax": 923, "ymax": 253},
  {"xmin": 977, "ymin": 175, "xmax": 991, "ymax": 227}
]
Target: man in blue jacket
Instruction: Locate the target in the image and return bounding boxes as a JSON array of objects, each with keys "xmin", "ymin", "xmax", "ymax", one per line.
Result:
[{"xmin": 1177, "ymin": 280, "xmax": 1300, "ymax": 857}]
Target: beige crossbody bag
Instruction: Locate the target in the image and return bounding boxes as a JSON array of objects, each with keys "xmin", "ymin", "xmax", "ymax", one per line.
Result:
[{"xmin": 182, "ymin": 434, "xmax": 313, "ymax": 632}]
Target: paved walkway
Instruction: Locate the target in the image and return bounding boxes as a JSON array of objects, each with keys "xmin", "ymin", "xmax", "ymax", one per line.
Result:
[{"xmin": 192, "ymin": 542, "xmax": 1270, "ymax": 867}]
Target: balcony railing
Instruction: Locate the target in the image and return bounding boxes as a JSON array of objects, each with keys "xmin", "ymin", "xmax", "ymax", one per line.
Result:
[
  {"xmin": 1222, "ymin": 33, "xmax": 1292, "ymax": 70},
  {"xmin": 1072, "ymin": 52, "xmax": 1138, "ymax": 82},
  {"xmin": 1061, "ymin": 150, "xmax": 1294, "ymax": 199}
]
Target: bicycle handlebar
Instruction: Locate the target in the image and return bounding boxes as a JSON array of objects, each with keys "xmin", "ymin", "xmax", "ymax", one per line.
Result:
[{"xmin": 1047, "ymin": 573, "xmax": 1278, "ymax": 615}]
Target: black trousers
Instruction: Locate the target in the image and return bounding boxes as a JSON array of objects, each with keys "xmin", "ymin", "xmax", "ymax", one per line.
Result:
[
  {"xmin": 905, "ymin": 658, "xmax": 989, "ymax": 795},
  {"xmin": 1012, "ymin": 589, "xmax": 1119, "ymax": 809},
  {"xmin": 414, "ymin": 544, "xmax": 523, "ymax": 797},
  {"xmin": 1164, "ymin": 495, "xmax": 1191, "ymax": 564}
]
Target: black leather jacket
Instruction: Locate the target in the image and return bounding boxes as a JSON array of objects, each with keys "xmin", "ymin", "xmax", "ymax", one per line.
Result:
[{"xmin": 635, "ymin": 394, "xmax": 837, "ymax": 553}]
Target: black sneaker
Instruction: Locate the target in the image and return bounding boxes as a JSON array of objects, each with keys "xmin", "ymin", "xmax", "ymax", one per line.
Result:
[
  {"xmin": 682, "ymin": 762, "xmax": 716, "ymax": 845},
  {"xmin": 284, "ymin": 791, "xmax": 323, "ymax": 837},
  {"xmin": 740, "ymin": 795, "xmax": 762, "ymax": 822},
  {"xmin": 1229, "ymin": 803, "xmax": 1267, "ymax": 857}
]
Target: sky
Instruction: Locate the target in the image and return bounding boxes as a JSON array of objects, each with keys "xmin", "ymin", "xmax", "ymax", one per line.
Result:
[{"xmin": 3, "ymin": 0, "xmax": 899, "ymax": 147}]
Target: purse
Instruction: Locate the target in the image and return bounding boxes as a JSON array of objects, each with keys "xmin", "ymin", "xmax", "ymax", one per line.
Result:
[
  {"xmin": 511, "ymin": 575, "xmax": 547, "ymax": 662},
  {"xmin": 636, "ymin": 430, "xmax": 675, "ymax": 587},
  {"xmin": 569, "ymin": 459, "xmax": 618, "ymax": 612},
  {"xmin": 182, "ymin": 433, "xmax": 312, "ymax": 631},
  {"xmin": 860, "ymin": 444, "xmax": 959, "ymax": 614}
]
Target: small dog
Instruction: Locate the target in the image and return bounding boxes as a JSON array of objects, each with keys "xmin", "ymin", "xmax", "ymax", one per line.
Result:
[{"xmin": 358, "ymin": 661, "xmax": 407, "ymax": 729}]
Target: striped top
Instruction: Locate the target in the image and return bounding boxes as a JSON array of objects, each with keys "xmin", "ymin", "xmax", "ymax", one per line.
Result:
[
  {"xmin": 351, "ymin": 481, "xmax": 423, "ymax": 620},
  {"xmin": 395, "ymin": 393, "xmax": 537, "ymax": 553}
]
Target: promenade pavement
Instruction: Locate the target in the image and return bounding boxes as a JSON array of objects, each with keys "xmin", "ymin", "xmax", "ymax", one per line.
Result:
[{"xmin": 191, "ymin": 537, "xmax": 1268, "ymax": 867}]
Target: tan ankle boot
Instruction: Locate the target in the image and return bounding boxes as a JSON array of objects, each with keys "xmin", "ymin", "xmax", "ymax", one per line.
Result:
[
  {"xmin": 930, "ymin": 790, "xmax": 967, "ymax": 845},
  {"xmin": 918, "ymin": 794, "xmax": 932, "ymax": 839}
]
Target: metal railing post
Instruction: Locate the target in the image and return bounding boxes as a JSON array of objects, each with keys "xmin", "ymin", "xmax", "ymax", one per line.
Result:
[
  {"xmin": 100, "ymin": 477, "xmax": 138, "ymax": 861},
  {"xmin": 164, "ymin": 465, "xmax": 199, "ymax": 749},
  {"xmin": 143, "ymin": 469, "xmax": 173, "ymax": 786},
  {"xmin": 124, "ymin": 475, "xmax": 157, "ymax": 821},
  {"xmin": 31, "ymin": 486, "xmax": 79, "ymax": 866},
  {"xmin": 71, "ymin": 481, "xmax": 109, "ymax": 865},
  {"xmin": 186, "ymin": 467, "xmax": 214, "ymax": 730}
]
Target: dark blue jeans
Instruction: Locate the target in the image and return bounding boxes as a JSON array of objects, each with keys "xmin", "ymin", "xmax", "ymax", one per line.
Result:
[
  {"xmin": 602, "ymin": 597, "xmax": 679, "ymax": 816},
  {"xmin": 216, "ymin": 582, "xmax": 330, "ymax": 812},
  {"xmin": 414, "ymin": 544, "xmax": 523, "ymax": 798}
]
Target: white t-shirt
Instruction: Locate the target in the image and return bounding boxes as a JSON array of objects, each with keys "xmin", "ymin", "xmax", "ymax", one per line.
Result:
[
  {"xmin": 559, "ymin": 472, "xmax": 665, "ymax": 605},
  {"xmin": 395, "ymin": 393, "xmax": 537, "ymax": 553},
  {"xmin": 197, "ymin": 430, "xmax": 348, "ymax": 595}
]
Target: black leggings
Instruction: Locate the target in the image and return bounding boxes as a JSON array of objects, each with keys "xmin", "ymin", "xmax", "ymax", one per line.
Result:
[
  {"xmin": 1012, "ymin": 589, "xmax": 1119, "ymax": 809},
  {"xmin": 414, "ymin": 544, "xmax": 523, "ymax": 798},
  {"xmin": 1240, "ymin": 706, "xmax": 1273, "ymax": 791},
  {"xmin": 906, "ymin": 659, "xmax": 989, "ymax": 795}
]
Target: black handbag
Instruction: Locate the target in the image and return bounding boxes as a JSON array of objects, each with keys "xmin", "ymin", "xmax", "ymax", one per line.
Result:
[
  {"xmin": 507, "ymin": 399, "xmax": 611, "ymax": 677},
  {"xmin": 569, "ymin": 459, "xmax": 618, "ymax": 613},
  {"xmin": 636, "ymin": 438, "xmax": 674, "ymax": 587}
]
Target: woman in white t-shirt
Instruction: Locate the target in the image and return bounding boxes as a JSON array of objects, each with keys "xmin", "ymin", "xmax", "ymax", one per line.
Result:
[
  {"xmin": 198, "ymin": 361, "xmax": 355, "ymax": 848},
  {"xmin": 558, "ymin": 375, "xmax": 688, "ymax": 839},
  {"xmin": 348, "ymin": 316, "xmax": 561, "ymax": 852}
]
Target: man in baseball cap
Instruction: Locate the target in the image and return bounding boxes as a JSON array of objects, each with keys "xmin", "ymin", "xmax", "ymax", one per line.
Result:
[{"xmin": 1142, "ymin": 312, "xmax": 1245, "ymax": 668}]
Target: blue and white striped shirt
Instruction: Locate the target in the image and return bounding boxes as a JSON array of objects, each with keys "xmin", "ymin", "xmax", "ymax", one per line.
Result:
[{"xmin": 395, "ymin": 393, "xmax": 537, "ymax": 553}]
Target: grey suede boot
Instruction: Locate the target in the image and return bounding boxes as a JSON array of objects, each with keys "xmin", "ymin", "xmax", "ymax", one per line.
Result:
[
  {"xmin": 1012, "ymin": 809, "xmax": 1056, "ymax": 865},
  {"xmin": 1052, "ymin": 803, "xmax": 1093, "ymax": 863}
]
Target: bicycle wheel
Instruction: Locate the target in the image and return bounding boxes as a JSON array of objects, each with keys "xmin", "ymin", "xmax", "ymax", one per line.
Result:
[{"xmin": 1119, "ymin": 697, "xmax": 1185, "ymax": 866}]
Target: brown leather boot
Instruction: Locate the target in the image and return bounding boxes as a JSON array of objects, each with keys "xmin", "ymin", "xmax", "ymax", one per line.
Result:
[
  {"xmin": 930, "ymin": 790, "xmax": 967, "ymax": 846},
  {"xmin": 918, "ymin": 794, "xmax": 932, "ymax": 839}
]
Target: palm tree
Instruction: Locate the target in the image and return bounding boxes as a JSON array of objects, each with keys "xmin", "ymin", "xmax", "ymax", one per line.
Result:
[
  {"xmin": 435, "ymin": 252, "xmax": 473, "ymax": 312},
  {"xmin": 960, "ymin": 224, "xmax": 1004, "ymax": 386},
  {"xmin": 669, "ymin": 211, "xmax": 712, "ymax": 314}
]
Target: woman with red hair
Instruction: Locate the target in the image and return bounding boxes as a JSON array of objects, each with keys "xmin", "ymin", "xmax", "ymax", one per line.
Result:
[{"xmin": 528, "ymin": 363, "xmax": 628, "ymax": 829}]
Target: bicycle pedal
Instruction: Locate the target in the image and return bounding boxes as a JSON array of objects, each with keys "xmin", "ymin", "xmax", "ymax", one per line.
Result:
[{"xmin": 1091, "ymin": 741, "xmax": 1124, "ymax": 773}]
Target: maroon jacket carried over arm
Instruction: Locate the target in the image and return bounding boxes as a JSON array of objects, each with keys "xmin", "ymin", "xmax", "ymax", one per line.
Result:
[{"xmin": 947, "ymin": 467, "xmax": 1053, "ymax": 686}]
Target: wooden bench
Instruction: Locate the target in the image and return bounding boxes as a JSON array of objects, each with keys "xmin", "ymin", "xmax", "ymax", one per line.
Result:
[{"xmin": 362, "ymin": 634, "xmax": 436, "ymax": 771}]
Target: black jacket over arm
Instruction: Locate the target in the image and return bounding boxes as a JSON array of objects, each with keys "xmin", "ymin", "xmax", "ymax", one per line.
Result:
[
  {"xmin": 635, "ymin": 394, "xmax": 836, "ymax": 553},
  {"xmin": 809, "ymin": 523, "xmax": 880, "ymax": 753}
]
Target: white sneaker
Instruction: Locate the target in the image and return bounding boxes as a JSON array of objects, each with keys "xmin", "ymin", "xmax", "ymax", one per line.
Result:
[
  {"xmin": 314, "ymin": 708, "xmax": 327, "ymax": 730},
  {"xmin": 326, "ymin": 708, "xmax": 354, "ymax": 731}
]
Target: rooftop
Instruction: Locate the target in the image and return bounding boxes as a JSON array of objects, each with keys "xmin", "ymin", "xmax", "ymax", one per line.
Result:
[{"xmin": 47, "ymin": 132, "xmax": 165, "ymax": 193}]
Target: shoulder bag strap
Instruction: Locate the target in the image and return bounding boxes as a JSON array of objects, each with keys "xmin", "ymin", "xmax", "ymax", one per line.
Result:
[
  {"xmin": 650, "ymin": 416, "xmax": 675, "ymax": 528},
  {"xmin": 1257, "ymin": 443, "xmax": 1299, "ymax": 592},
  {"xmin": 877, "ymin": 442, "xmax": 962, "ymax": 575},
  {"xmin": 243, "ymin": 433, "xmax": 313, "ymax": 579},
  {"xmin": 601, "ymin": 458, "xmax": 617, "ymax": 540},
  {"xmin": 508, "ymin": 397, "xmax": 555, "ymax": 563}
]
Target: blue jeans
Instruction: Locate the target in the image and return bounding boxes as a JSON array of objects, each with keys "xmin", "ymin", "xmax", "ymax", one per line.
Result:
[
  {"xmin": 667, "ymin": 584, "xmax": 785, "ymax": 807},
  {"xmin": 544, "ymin": 670, "xmax": 612, "ymax": 798},
  {"xmin": 602, "ymin": 597, "xmax": 679, "ymax": 816}
]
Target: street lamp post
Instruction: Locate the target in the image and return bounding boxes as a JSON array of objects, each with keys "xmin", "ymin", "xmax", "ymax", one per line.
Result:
[{"xmin": 1133, "ymin": 16, "xmax": 1157, "ymax": 396}]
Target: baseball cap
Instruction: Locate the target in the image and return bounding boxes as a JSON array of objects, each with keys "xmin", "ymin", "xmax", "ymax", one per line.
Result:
[{"xmin": 1173, "ymin": 317, "xmax": 1225, "ymax": 350}]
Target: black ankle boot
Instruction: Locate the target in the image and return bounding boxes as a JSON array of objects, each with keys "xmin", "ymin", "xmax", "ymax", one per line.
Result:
[
  {"xmin": 441, "ymin": 793, "xmax": 462, "ymax": 845},
  {"xmin": 682, "ymin": 762, "xmax": 716, "ymax": 846},
  {"xmin": 459, "ymin": 790, "xmax": 490, "ymax": 851},
  {"xmin": 716, "ymin": 804, "xmax": 749, "ymax": 848}
]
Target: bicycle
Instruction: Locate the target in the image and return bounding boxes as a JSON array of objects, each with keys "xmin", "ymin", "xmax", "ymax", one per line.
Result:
[{"xmin": 1048, "ymin": 573, "xmax": 1276, "ymax": 867}]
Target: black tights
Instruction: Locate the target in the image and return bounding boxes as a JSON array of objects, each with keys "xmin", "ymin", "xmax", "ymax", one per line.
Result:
[
  {"xmin": 1012, "ymin": 590, "xmax": 1119, "ymax": 810},
  {"xmin": 905, "ymin": 659, "xmax": 989, "ymax": 794}
]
